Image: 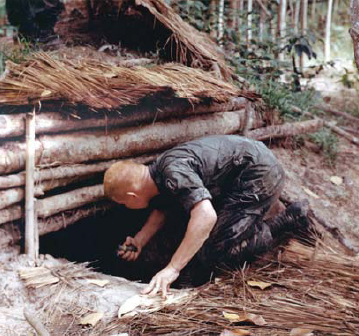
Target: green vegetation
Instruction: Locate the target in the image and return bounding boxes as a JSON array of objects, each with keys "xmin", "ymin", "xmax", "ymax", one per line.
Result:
[
  {"xmin": 0, "ymin": 37, "xmax": 34, "ymax": 74},
  {"xmin": 308, "ymin": 128, "xmax": 338, "ymax": 167}
]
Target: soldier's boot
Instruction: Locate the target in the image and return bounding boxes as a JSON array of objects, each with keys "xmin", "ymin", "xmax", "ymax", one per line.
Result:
[{"xmin": 266, "ymin": 199, "xmax": 310, "ymax": 238}]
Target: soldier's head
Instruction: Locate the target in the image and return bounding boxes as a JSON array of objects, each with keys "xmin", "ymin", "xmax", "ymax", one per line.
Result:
[{"xmin": 104, "ymin": 160, "xmax": 153, "ymax": 209}]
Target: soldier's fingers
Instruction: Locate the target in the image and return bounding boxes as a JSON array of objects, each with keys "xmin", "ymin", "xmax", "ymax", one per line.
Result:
[
  {"xmin": 126, "ymin": 236, "xmax": 134, "ymax": 245},
  {"xmin": 148, "ymin": 282, "xmax": 160, "ymax": 297},
  {"xmin": 122, "ymin": 251, "xmax": 132, "ymax": 260},
  {"xmin": 161, "ymin": 282, "xmax": 167, "ymax": 299},
  {"xmin": 141, "ymin": 278, "xmax": 156, "ymax": 295},
  {"xmin": 129, "ymin": 252, "xmax": 136, "ymax": 261}
]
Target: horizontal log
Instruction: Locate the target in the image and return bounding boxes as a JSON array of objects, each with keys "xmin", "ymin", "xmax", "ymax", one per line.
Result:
[
  {"xmin": 0, "ymin": 97, "xmax": 247, "ymax": 138},
  {"xmin": 248, "ymin": 119, "xmax": 324, "ymax": 141},
  {"xmin": 0, "ymin": 184, "xmax": 105, "ymax": 224},
  {"xmin": 0, "ymin": 202, "xmax": 113, "ymax": 247},
  {"xmin": 315, "ymin": 104, "xmax": 359, "ymax": 124},
  {"xmin": 0, "ymin": 108, "xmax": 260, "ymax": 174},
  {"xmin": 0, "ymin": 153, "xmax": 157, "ymax": 190},
  {"xmin": 37, "ymin": 184, "xmax": 104, "ymax": 218},
  {"xmin": 324, "ymin": 121, "xmax": 359, "ymax": 146},
  {"xmin": 0, "ymin": 175, "xmax": 94, "ymax": 210},
  {"xmin": 0, "ymin": 205, "xmax": 22, "ymax": 225},
  {"xmin": 38, "ymin": 201, "xmax": 113, "ymax": 236}
]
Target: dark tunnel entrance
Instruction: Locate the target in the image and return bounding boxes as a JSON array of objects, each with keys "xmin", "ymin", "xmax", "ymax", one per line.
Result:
[
  {"xmin": 40, "ymin": 205, "xmax": 157, "ymax": 284},
  {"xmin": 39, "ymin": 205, "xmax": 204, "ymax": 287}
]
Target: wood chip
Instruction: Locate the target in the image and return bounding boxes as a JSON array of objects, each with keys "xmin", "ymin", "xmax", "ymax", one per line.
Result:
[
  {"xmin": 220, "ymin": 329, "xmax": 251, "ymax": 336},
  {"xmin": 223, "ymin": 312, "xmax": 266, "ymax": 326},
  {"xmin": 87, "ymin": 279, "xmax": 110, "ymax": 287},
  {"xmin": 80, "ymin": 312, "xmax": 103, "ymax": 326},
  {"xmin": 247, "ymin": 280, "xmax": 272, "ymax": 290},
  {"xmin": 290, "ymin": 328, "xmax": 314, "ymax": 336},
  {"xmin": 302, "ymin": 187, "xmax": 319, "ymax": 199},
  {"xmin": 330, "ymin": 176, "xmax": 343, "ymax": 186}
]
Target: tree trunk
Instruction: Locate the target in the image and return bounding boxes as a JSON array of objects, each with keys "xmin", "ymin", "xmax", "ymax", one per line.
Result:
[
  {"xmin": 259, "ymin": 7, "xmax": 266, "ymax": 42},
  {"xmin": 218, "ymin": 0, "xmax": 225, "ymax": 46},
  {"xmin": 228, "ymin": 0, "xmax": 238, "ymax": 30},
  {"xmin": 0, "ymin": 109, "xmax": 260, "ymax": 175},
  {"xmin": 293, "ymin": 0, "xmax": 300, "ymax": 34},
  {"xmin": 247, "ymin": 0, "xmax": 253, "ymax": 47},
  {"xmin": 324, "ymin": 0, "xmax": 334, "ymax": 62},
  {"xmin": 350, "ymin": 0, "xmax": 359, "ymax": 70},
  {"xmin": 278, "ymin": 0, "xmax": 287, "ymax": 61},
  {"xmin": 311, "ymin": 0, "xmax": 316, "ymax": 22},
  {"xmin": 300, "ymin": 0, "xmax": 308, "ymax": 71},
  {"xmin": 238, "ymin": 0, "xmax": 244, "ymax": 37},
  {"xmin": 247, "ymin": 119, "xmax": 324, "ymax": 140},
  {"xmin": 0, "ymin": 97, "xmax": 248, "ymax": 139},
  {"xmin": 209, "ymin": 0, "xmax": 217, "ymax": 39}
]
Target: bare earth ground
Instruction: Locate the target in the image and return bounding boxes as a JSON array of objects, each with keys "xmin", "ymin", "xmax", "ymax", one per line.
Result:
[{"xmin": 0, "ymin": 64, "xmax": 358, "ymax": 335}]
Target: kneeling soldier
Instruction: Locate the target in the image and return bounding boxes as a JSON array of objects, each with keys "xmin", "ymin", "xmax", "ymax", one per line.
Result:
[{"xmin": 104, "ymin": 135, "xmax": 308, "ymax": 297}]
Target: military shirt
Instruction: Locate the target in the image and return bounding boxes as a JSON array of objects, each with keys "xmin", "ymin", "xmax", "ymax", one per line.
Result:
[{"xmin": 148, "ymin": 135, "xmax": 284, "ymax": 214}]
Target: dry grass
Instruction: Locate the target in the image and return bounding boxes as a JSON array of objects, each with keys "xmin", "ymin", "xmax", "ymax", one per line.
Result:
[
  {"xmin": 16, "ymin": 230, "xmax": 359, "ymax": 335},
  {"xmin": 55, "ymin": 0, "xmax": 233, "ymax": 81},
  {"xmin": 0, "ymin": 52, "xmax": 254, "ymax": 110},
  {"xmin": 105, "ymin": 238, "xmax": 359, "ymax": 336}
]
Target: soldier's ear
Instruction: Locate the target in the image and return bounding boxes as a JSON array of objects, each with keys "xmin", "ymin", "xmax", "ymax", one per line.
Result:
[{"xmin": 126, "ymin": 191, "xmax": 138, "ymax": 198}]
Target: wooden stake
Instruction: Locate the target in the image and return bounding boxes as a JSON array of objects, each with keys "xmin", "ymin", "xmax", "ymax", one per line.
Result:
[{"xmin": 25, "ymin": 108, "xmax": 38, "ymax": 259}]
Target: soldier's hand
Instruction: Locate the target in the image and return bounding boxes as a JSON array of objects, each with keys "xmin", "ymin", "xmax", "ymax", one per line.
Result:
[
  {"xmin": 141, "ymin": 265, "xmax": 180, "ymax": 298},
  {"xmin": 117, "ymin": 236, "xmax": 142, "ymax": 261}
]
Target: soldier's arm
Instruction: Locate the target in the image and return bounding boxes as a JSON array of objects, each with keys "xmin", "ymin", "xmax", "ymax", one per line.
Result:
[
  {"xmin": 135, "ymin": 209, "xmax": 166, "ymax": 248},
  {"xmin": 169, "ymin": 199, "xmax": 217, "ymax": 271},
  {"xmin": 142, "ymin": 199, "xmax": 217, "ymax": 297},
  {"xmin": 120, "ymin": 209, "xmax": 166, "ymax": 261}
]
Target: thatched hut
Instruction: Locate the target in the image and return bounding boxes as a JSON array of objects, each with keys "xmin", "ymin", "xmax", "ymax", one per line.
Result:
[
  {"xmin": 0, "ymin": 2, "xmax": 357, "ymax": 336},
  {"xmin": 0, "ymin": 0, "xmax": 267, "ymax": 253}
]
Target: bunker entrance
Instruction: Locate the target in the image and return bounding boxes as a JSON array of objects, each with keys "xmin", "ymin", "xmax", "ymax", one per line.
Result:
[{"xmin": 40, "ymin": 206, "xmax": 156, "ymax": 284}]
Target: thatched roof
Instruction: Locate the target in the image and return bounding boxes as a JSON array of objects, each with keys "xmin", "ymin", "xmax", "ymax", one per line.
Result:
[
  {"xmin": 0, "ymin": 52, "xmax": 258, "ymax": 110},
  {"xmin": 55, "ymin": 0, "xmax": 233, "ymax": 80}
]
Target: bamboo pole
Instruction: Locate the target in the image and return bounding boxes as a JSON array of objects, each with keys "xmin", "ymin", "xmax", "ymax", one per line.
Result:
[
  {"xmin": 0, "ymin": 97, "xmax": 248, "ymax": 139},
  {"xmin": 294, "ymin": 0, "xmax": 300, "ymax": 34},
  {"xmin": 324, "ymin": 0, "xmax": 334, "ymax": 62},
  {"xmin": 24, "ymin": 109, "xmax": 37, "ymax": 259}
]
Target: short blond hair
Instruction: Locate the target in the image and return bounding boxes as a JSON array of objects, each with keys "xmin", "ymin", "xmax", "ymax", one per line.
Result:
[{"xmin": 104, "ymin": 160, "xmax": 145, "ymax": 201}]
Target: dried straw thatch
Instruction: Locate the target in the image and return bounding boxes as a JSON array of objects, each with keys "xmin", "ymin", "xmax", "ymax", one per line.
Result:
[
  {"xmin": 14, "ymin": 228, "xmax": 359, "ymax": 335},
  {"xmin": 0, "ymin": 52, "xmax": 256, "ymax": 110},
  {"xmin": 104, "ymin": 238, "xmax": 358, "ymax": 336},
  {"xmin": 55, "ymin": 0, "xmax": 233, "ymax": 80}
]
